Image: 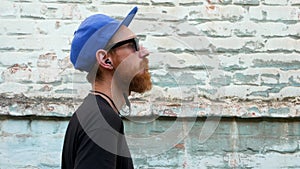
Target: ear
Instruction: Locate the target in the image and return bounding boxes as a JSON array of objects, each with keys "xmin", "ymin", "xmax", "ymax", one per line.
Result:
[{"xmin": 96, "ymin": 49, "xmax": 113, "ymax": 70}]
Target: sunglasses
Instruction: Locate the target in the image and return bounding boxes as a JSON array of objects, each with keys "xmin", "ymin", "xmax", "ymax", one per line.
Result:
[{"xmin": 106, "ymin": 38, "xmax": 139, "ymax": 52}]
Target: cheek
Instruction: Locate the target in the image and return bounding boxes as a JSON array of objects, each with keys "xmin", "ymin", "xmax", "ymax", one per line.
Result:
[
  {"xmin": 113, "ymin": 51, "xmax": 146, "ymax": 78},
  {"xmin": 113, "ymin": 51, "xmax": 130, "ymax": 66},
  {"xmin": 111, "ymin": 54, "xmax": 124, "ymax": 68}
]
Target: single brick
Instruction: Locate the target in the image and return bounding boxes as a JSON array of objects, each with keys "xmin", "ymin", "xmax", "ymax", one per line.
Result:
[
  {"xmin": 263, "ymin": 0, "xmax": 288, "ymax": 5},
  {"xmin": 233, "ymin": 0, "xmax": 260, "ymax": 5},
  {"xmin": 1, "ymin": 120, "xmax": 30, "ymax": 134}
]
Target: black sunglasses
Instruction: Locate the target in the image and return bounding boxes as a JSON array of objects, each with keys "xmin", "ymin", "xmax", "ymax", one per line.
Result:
[{"xmin": 107, "ymin": 38, "xmax": 139, "ymax": 52}]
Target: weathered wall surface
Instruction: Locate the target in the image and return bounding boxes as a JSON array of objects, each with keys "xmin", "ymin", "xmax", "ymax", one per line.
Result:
[
  {"xmin": 1, "ymin": 0, "xmax": 299, "ymax": 117},
  {"xmin": 0, "ymin": 117, "xmax": 299, "ymax": 168},
  {"xmin": 0, "ymin": 0, "xmax": 299, "ymax": 168}
]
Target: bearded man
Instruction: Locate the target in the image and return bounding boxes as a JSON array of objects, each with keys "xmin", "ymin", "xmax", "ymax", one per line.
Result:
[{"xmin": 61, "ymin": 7, "xmax": 152, "ymax": 169}]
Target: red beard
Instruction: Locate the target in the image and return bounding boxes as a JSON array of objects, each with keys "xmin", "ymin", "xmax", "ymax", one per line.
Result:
[{"xmin": 129, "ymin": 71, "xmax": 152, "ymax": 93}]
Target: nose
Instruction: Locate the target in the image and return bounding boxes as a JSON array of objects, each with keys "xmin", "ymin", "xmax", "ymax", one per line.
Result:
[{"xmin": 138, "ymin": 45, "xmax": 149, "ymax": 58}]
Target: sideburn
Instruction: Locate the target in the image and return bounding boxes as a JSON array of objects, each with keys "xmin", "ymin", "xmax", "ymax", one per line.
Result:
[{"xmin": 86, "ymin": 64, "xmax": 103, "ymax": 83}]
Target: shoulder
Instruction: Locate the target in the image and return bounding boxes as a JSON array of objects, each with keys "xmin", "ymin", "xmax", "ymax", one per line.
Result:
[
  {"xmin": 96, "ymin": 96, "xmax": 123, "ymax": 131},
  {"xmin": 76, "ymin": 94, "xmax": 123, "ymax": 133}
]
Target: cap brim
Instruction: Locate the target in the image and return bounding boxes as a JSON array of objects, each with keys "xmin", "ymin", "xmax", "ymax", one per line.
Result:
[{"xmin": 120, "ymin": 6, "xmax": 138, "ymax": 27}]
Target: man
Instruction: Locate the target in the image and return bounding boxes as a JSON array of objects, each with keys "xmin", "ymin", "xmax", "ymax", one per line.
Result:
[{"xmin": 62, "ymin": 7, "xmax": 152, "ymax": 169}]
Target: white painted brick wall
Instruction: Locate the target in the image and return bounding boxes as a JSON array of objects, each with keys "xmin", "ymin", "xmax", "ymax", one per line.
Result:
[{"xmin": 0, "ymin": 0, "xmax": 299, "ymax": 118}]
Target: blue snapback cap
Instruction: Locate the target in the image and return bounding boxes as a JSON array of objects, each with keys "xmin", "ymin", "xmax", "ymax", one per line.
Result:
[{"xmin": 70, "ymin": 7, "xmax": 138, "ymax": 72}]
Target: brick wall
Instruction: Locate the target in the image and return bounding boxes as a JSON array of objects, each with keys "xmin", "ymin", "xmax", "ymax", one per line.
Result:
[{"xmin": 0, "ymin": 0, "xmax": 299, "ymax": 168}]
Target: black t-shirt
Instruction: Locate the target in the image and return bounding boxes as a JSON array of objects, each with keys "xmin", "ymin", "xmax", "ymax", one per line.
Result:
[{"xmin": 61, "ymin": 94, "xmax": 134, "ymax": 169}]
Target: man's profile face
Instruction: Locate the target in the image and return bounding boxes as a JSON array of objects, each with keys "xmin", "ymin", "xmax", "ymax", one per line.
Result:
[{"xmin": 109, "ymin": 26, "xmax": 152, "ymax": 94}]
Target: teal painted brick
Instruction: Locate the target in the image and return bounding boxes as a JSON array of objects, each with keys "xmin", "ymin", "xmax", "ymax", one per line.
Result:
[
  {"xmin": 249, "ymin": 91, "xmax": 269, "ymax": 97},
  {"xmin": 289, "ymin": 77, "xmax": 300, "ymax": 87},
  {"xmin": 30, "ymin": 120, "xmax": 62, "ymax": 134},
  {"xmin": 152, "ymin": 74, "xmax": 180, "ymax": 87},
  {"xmin": 268, "ymin": 107, "xmax": 290, "ymax": 115},
  {"xmin": 206, "ymin": 0, "xmax": 232, "ymax": 4},
  {"xmin": 209, "ymin": 75, "xmax": 232, "ymax": 87},
  {"xmin": 178, "ymin": 74, "xmax": 206, "ymax": 86},
  {"xmin": 233, "ymin": 0, "xmax": 260, "ymax": 5},
  {"xmin": 261, "ymin": 73, "xmax": 280, "ymax": 79},
  {"xmin": 287, "ymin": 123, "xmax": 300, "ymax": 136},
  {"xmin": 252, "ymin": 59, "xmax": 300, "ymax": 71},
  {"xmin": 221, "ymin": 64, "xmax": 248, "ymax": 72},
  {"xmin": 1, "ymin": 120, "xmax": 30, "ymax": 134},
  {"xmin": 179, "ymin": 0, "xmax": 203, "ymax": 6},
  {"xmin": 261, "ymin": 73, "xmax": 280, "ymax": 84},
  {"xmin": 233, "ymin": 73, "xmax": 259, "ymax": 85},
  {"xmin": 263, "ymin": 83, "xmax": 287, "ymax": 91},
  {"xmin": 54, "ymin": 88, "xmax": 77, "ymax": 94},
  {"xmin": 151, "ymin": 0, "xmax": 176, "ymax": 7},
  {"xmin": 236, "ymin": 121, "xmax": 263, "ymax": 136}
]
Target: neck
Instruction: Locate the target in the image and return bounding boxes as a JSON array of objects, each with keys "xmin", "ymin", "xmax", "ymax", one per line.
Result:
[{"xmin": 92, "ymin": 79, "xmax": 127, "ymax": 111}]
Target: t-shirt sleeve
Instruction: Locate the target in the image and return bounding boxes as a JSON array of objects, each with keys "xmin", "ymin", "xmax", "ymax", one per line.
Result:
[{"xmin": 74, "ymin": 128, "xmax": 119, "ymax": 169}]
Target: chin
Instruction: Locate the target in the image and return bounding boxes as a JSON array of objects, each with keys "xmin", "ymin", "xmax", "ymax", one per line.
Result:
[{"xmin": 129, "ymin": 71, "xmax": 152, "ymax": 93}]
